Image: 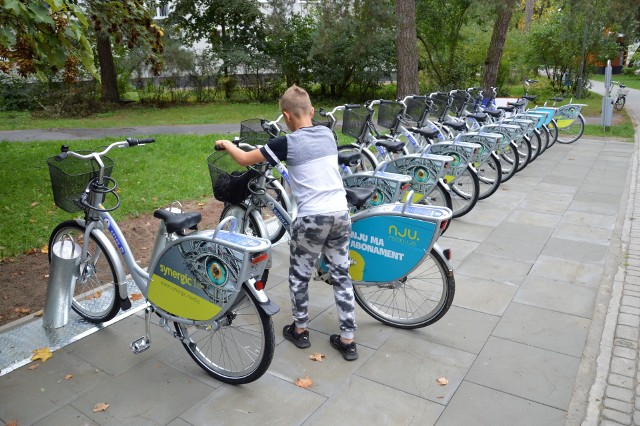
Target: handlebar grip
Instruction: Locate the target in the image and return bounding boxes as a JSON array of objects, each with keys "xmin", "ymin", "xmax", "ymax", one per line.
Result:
[
  {"xmin": 344, "ymin": 104, "xmax": 361, "ymax": 109},
  {"xmin": 214, "ymin": 144, "xmax": 225, "ymax": 151},
  {"xmin": 126, "ymin": 137, "xmax": 156, "ymax": 146},
  {"xmin": 319, "ymin": 110, "xmax": 328, "ymax": 117},
  {"xmin": 55, "ymin": 152, "xmax": 69, "ymax": 161}
]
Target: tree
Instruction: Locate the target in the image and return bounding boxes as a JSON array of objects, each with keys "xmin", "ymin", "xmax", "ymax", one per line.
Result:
[
  {"xmin": 0, "ymin": 0, "xmax": 95, "ymax": 80},
  {"xmin": 395, "ymin": 0, "xmax": 419, "ymax": 97},
  {"xmin": 481, "ymin": 0, "xmax": 515, "ymax": 93}
]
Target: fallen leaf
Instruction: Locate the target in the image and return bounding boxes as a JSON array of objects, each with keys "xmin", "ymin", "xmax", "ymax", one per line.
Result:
[
  {"xmin": 34, "ymin": 310, "xmax": 44, "ymax": 317},
  {"xmin": 32, "ymin": 347, "xmax": 53, "ymax": 363},
  {"xmin": 14, "ymin": 307, "xmax": 31, "ymax": 314},
  {"xmin": 93, "ymin": 402, "xmax": 110, "ymax": 412},
  {"xmin": 294, "ymin": 376, "xmax": 313, "ymax": 388},
  {"xmin": 28, "ymin": 364, "xmax": 39, "ymax": 370},
  {"xmin": 65, "ymin": 374, "xmax": 73, "ymax": 380},
  {"xmin": 25, "ymin": 248, "xmax": 39, "ymax": 255},
  {"xmin": 130, "ymin": 293, "xmax": 143, "ymax": 301},
  {"xmin": 31, "ymin": 201, "xmax": 40, "ymax": 207},
  {"xmin": 41, "ymin": 245, "xmax": 49, "ymax": 254},
  {"xmin": 309, "ymin": 353, "xmax": 325, "ymax": 362},
  {"xmin": 197, "ymin": 202, "xmax": 205, "ymax": 207},
  {"xmin": 436, "ymin": 377, "xmax": 448, "ymax": 386},
  {"xmin": 7, "ymin": 420, "xmax": 18, "ymax": 426},
  {"xmin": 85, "ymin": 290, "xmax": 103, "ymax": 300},
  {"xmin": 44, "ymin": 274, "xmax": 49, "ymax": 278}
]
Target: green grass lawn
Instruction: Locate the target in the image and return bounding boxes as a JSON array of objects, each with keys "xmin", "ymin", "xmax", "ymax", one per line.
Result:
[{"xmin": 590, "ymin": 73, "xmax": 640, "ymax": 90}]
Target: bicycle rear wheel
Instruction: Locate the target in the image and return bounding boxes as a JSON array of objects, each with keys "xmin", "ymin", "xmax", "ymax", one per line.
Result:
[
  {"xmin": 498, "ymin": 141, "xmax": 519, "ymax": 183},
  {"xmin": 449, "ymin": 166, "xmax": 480, "ymax": 218},
  {"xmin": 556, "ymin": 114, "xmax": 584, "ymax": 144},
  {"xmin": 514, "ymin": 137, "xmax": 532, "ymax": 172},
  {"xmin": 263, "ymin": 180, "xmax": 290, "ymax": 244},
  {"xmin": 546, "ymin": 122, "xmax": 559, "ymax": 148},
  {"xmin": 48, "ymin": 220, "xmax": 120, "ymax": 323},
  {"xmin": 475, "ymin": 154, "xmax": 501, "ymax": 200},
  {"xmin": 353, "ymin": 247, "xmax": 455, "ymax": 329},
  {"xmin": 614, "ymin": 97, "xmax": 625, "ymax": 111},
  {"xmin": 175, "ymin": 286, "xmax": 275, "ymax": 384}
]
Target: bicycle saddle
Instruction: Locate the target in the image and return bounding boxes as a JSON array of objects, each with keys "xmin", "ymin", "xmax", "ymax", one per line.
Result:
[
  {"xmin": 441, "ymin": 120, "xmax": 466, "ymax": 131},
  {"xmin": 338, "ymin": 150, "xmax": 361, "ymax": 167},
  {"xmin": 523, "ymin": 95, "xmax": 537, "ymax": 101},
  {"xmin": 498, "ymin": 105, "xmax": 516, "ymax": 112},
  {"xmin": 550, "ymin": 96, "xmax": 564, "ymax": 102},
  {"xmin": 466, "ymin": 112, "xmax": 488, "ymax": 122},
  {"xmin": 484, "ymin": 108, "xmax": 502, "ymax": 118},
  {"xmin": 345, "ymin": 186, "xmax": 376, "ymax": 208},
  {"xmin": 410, "ymin": 127, "xmax": 440, "ymax": 139},
  {"xmin": 153, "ymin": 209, "xmax": 202, "ymax": 234},
  {"xmin": 374, "ymin": 139, "xmax": 405, "ymax": 153}
]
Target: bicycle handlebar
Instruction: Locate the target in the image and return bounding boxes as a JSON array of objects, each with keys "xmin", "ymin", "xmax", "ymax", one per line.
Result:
[{"xmin": 56, "ymin": 138, "xmax": 156, "ymax": 161}]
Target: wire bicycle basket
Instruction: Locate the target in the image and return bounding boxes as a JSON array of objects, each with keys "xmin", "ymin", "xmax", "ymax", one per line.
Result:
[
  {"xmin": 207, "ymin": 151, "xmax": 259, "ymax": 204},
  {"xmin": 240, "ymin": 118, "xmax": 274, "ymax": 146},
  {"xmin": 377, "ymin": 101, "xmax": 405, "ymax": 130},
  {"xmin": 47, "ymin": 152, "xmax": 114, "ymax": 213},
  {"xmin": 342, "ymin": 106, "xmax": 370, "ymax": 139},
  {"xmin": 405, "ymin": 97, "xmax": 430, "ymax": 125}
]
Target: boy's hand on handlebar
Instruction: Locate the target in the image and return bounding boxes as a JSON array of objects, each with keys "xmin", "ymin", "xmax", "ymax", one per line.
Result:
[{"xmin": 215, "ymin": 139, "xmax": 231, "ymax": 151}]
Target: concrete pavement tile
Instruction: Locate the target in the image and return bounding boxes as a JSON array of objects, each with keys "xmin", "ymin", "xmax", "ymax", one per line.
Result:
[
  {"xmin": 493, "ymin": 302, "xmax": 589, "ymax": 357},
  {"xmin": 529, "ymin": 255, "xmax": 603, "ymax": 286},
  {"xmin": 505, "ymin": 209, "xmax": 562, "ymax": 228},
  {"xmin": 541, "ymin": 237, "xmax": 609, "ymax": 264},
  {"xmin": 356, "ymin": 331, "xmax": 476, "ymax": 404},
  {"xmin": 568, "ymin": 199, "xmax": 621, "ymax": 216},
  {"xmin": 516, "ymin": 197, "xmax": 571, "ymax": 215},
  {"xmin": 435, "ymin": 381, "xmax": 565, "ymax": 426},
  {"xmin": 152, "ymin": 343, "xmax": 224, "ymax": 390},
  {"xmin": 72, "ymin": 360, "xmax": 214, "ymax": 426},
  {"xmin": 552, "ymin": 222, "xmax": 613, "ymax": 245},
  {"xmin": 442, "ymin": 219, "xmax": 494, "ymax": 242},
  {"xmin": 0, "ymin": 349, "xmax": 109, "ymax": 426},
  {"xmin": 65, "ymin": 313, "xmax": 175, "ymax": 377},
  {"xmin": 480, "ymin": 188, "xmax": 527, "ymax": 207},
  {"xmin": 475, "ymin": 235, "xmax": 546, "ymax": 263},
  {"xmin": 456, "ymin": 253, "xmax": 533, "ymax": 287},
  {"xmin": 526, "ymin": 190, "xmax": 574, "ymax": 205},
  {"xmin": 452, "ymin": 201, "xmax": 512, "ymax": 227},
  {"xmin": 166, "ymin": 417, "xmax": 193, "ymax": 426},
  {"xmin": 305, "ymin": 375, "xmax": 444, "ymax": 425},
  {"xmin": 181, "ymin": 373, "xmax": 326, "ymax": 425},
  {"xmin": 560, "ymin": 210, "xmax": 617, "ymax": 230},
  {"xmin": 453, "ymin": 273, "xmax": 518, "ymax": 316},
  {"xmin": 573, "ymin": 190, "xmax": 623, "ymax": 206},
  {"xmin": 487, "ymin": 221, "xmax": 554, "ymax": 244},
  {"xmin": 465, "ymin": 336, "xmax": 580, "ymax": 410},
  {"xmin": 415, "ymin": 305, "xmax": 498, "ymax": 354},
  {"xmin": 580, "ymin": 181, "xmax": 627, "ymax": 196},
  {"xmin": 514, "ymin": 275, "xmax": 598, "ymax": 318},
  {"xmin": 437, "ymin": 235, "xmax": 478, "ymax": 264},
  {"xmin": 33, "ymin": 405, "xmax": 99, "ymax": 426},
  {"xmin": 536, "ymin": 182, "xmax": 578, "ymax": 195}
]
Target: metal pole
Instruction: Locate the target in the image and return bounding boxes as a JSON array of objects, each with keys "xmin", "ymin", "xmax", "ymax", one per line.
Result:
[{"xmin": 577, "ymin": 0, "xmax": 589, "ymax": 99}]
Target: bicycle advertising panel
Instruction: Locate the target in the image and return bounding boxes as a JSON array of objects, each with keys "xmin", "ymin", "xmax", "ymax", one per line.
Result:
[
  {"xmin": 480, "ymin": 124, "xmax": 523, "ymax": 152},
  {"xmin": 426, "ymin": 141, "xmax": 480, "ymax": 182},
  {"xmin": 342, "ymin": 171, "xmax": 410, "ymax": 210},
  {"xmin": 348, "ymin": 204, "xmax": 451, "ymax": 283},
  {"xmin": 147, "ymin": 233, "xmax": 270, "ymax": 321},
  {"xmin": 555, "ymin": 104, "xmax": 587, "ymax": 129},
  {"xmin": 457, "ymin": 132, "xmax": 503, "ymax": 164},
  {"xmin": 382, "ymin": 154, "xmax": 451, "ymax": 203}
]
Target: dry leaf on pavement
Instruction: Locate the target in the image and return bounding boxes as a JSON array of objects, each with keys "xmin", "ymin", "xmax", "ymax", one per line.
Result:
[
  {"xmin": 6, "ymin": 420, "xmax": 18, "ymax": 426},
  {"xmin": 93, "ymin": 402, "xmax": 110, "ymax": 412},
  {"xmin": 41, "ymin": 245, "xmax": 48, "ymax": 254},
  {"xmin": 436, "ymin": 377, "xmax": 448, "ymax": 386},
  {"xmin": 28, "ymin": 364, "xmax": 39, "ymax": 370},
  {"xmin": 130, "ymin": 293, "xmax": 143, "ymax": 301},
  {"xmin": 31, "ymin": 347, "xmax": 53, "ymax": 363},
  {"xmin": 308, "ymin": 353, "xmax": 325, "ymax": 362},
  {"xmin": 65, "ymin": 374, "xmax": 73, "ymax": 380},
  {"xmin": 294, "ymin": 376, "xmax": 313, "ymax": 388}
]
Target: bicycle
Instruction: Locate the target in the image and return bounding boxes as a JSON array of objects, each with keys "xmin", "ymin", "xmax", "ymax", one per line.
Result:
[
  {"xmin": 47, "ymin": 139, "xmax": 278, "ymax": 384},
  {"xmin": 610, "ymin": 81, "xmax": 629, "ymax": 111},
  {"xmin": 213, "ymin": 138, "xmax": 456, "ymax": 329}
]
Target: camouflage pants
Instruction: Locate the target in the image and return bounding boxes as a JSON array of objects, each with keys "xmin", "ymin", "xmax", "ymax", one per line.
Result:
[{"xmin": 289, "ymin": 211, "xmax": 356, "ymax": 339}]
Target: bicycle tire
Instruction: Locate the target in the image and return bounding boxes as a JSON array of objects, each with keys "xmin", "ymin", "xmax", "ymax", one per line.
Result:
[
  {"xmin": 497, "ymin": 141, "xmax": 519, "ymax": 183},
  {"xmin": 556, "ymin": 114, "xmax": 585, "ymax": 144},
  {"xmin": 546, "ymin": 121, "xmax": 559, "ymax": 148},
  {"xmin": 614, "ymin": 97, "xmax": 625, "ymax": 111},
  {"xmin": 48, "ymin": 220, "xmax": 120, "ymax": 323},
  {"xmin": 514, "ymin": 137, "xmax": 532, "ymax": 172},
  {"xmin": 263, "ymin": 180, "xmax": 289, "ymax": 244},
  {"xmin": 528, "ymin": 132, "xmax": 541, "ymax": 162},
  {"xmin": 353, "ymin": 247, "xmax": 455, "ymax": 329},
  {"xmin": 449, "ymin": 166, "xmax": 480, "ymax": 218},
  {"xmin": 174, "ymin": 285, "xmax": 275, "ymax": 384},
  {"xmin": 475, "ymin": 154, "xmax": 501, "ymax": 200},
  {"xmin": 337, "ymin": 144, "xmax": 378, "ymax": 177},
  {"xmin": 538, "ymin": 127, "xmax": 550, "ymax": 155},
  {"xmin": 416, "ymin": 179, "xmax": 453, "ymax": 233},
  {"xmin": 220, "ymin": 204, "xmax": 264, "ymax": 239}
]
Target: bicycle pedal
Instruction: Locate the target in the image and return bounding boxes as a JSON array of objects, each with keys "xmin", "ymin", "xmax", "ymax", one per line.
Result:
[{"xmin": 130, "ymin": 337, "xmax": 151, "ymax": 354}]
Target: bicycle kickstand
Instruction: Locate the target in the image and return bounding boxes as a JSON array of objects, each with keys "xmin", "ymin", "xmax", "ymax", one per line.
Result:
[{"xmin": 131, "ymin": 306, "xmax": 152, "ymax": 354}]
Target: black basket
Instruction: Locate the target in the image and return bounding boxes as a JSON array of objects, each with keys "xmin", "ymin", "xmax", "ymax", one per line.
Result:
[
  {"xmin": 240, "ymin": 118, "xmax": 273, "ymax": 146},
  {"xmin": 428, "ymin": 93, "xmax": 450, "ymax": 121},
  {"xmin": 207, "ymin": 151, "xmax": 258, "ymax": 204},
  {"xmin": 341, "ymin": 106, "xmax": 370, "ymax": 139},
  {"xmin": 405, "ymin": 98, "xmax": 430, "ymax": 123},
  {"xmin": 449, "ymin": 92, "xmax": 470, "ymax": 116},
  {"xmin": 47, "ymin": 152, "xmax": 114, "ymax": 213},
  {"xmin": 377, "ymin": 101, "xmax": 404, "ymax": 129}
]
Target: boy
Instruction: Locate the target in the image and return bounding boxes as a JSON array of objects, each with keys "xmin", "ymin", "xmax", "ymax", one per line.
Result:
[{"xmin": 215, "ymin": 85, "xmax": 357, "ymax": 361}]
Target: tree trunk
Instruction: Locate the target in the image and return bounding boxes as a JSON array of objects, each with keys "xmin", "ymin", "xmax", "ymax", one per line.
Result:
[
  {"xmin": 395, "ymin": 0, "xmax": 419, "ymax": 97},
  {"xmin": 524, "ymin": 0, "xmax": 534, "ymax": 32},
  {"xmin": 96, "ymin": 31, "xmax": 120, "ymax": 103},
  {"xmin": 481, "ymin": 2, "xmax": 514, "ymax": 94}
]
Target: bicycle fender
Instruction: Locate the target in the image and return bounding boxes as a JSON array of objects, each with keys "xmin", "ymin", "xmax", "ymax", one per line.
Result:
[
  {"xmin": 245, "ymin": 281, "xmax": 280, "ymax": 316},
  {"xmin": 432, "ymin": 242, "xmax": 454, "ymax": 274},
  {"xmin": 248, "ymin": 209, "xmax": 271, "ymax": 268},
  {"xmin": 73, "ymin": 219, "xmax": 130, "ymax": 308}
]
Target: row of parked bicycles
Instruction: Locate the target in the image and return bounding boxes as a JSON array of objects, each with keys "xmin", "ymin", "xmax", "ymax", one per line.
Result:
[{"xmin": 45, "ymin": 82, "xmax": 587, "ymax": 385}]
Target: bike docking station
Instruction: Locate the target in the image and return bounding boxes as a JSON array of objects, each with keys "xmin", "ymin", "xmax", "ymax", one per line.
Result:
[
  {"xmin": 602, "ymin": 59, "xmax": 614, "ymax": 128},
  {"xmin": 43, "ymin": 234, "xmax": 80, "ymax": 329}
]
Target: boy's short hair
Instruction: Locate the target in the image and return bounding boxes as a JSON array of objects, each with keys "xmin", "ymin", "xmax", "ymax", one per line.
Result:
[{"xmin": 279, "ymin": 85, "xmax": 313, "ymax": 118}]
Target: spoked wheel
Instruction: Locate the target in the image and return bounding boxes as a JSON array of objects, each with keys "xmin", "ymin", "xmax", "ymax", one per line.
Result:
[
  {"xmin": 220, "ymin": 204, "xmax": 263, "ymax": 238},
  {"xmin": 514, "ymin": 137, "xmax": 532, "ymax": 172},
  {"xmin": 527, "ymin": 132, "xmax": 541, "ymax": 162},
  {"xmin": 353, "ymin": 248, "xmax": 455, "ymax": 329},
  {"xmin": 337, "ymin": 144, "xmax": 378, "ymax": 177},
  {"xmin": 475, "ymin": 154, "xmax": 502, "ymax": 200},
  {"xmin": 175, "ymin": 286, "xmax": 275, "ymax": 384},
  {"xmin": 49, "ymin": 220, "xmax": 120, "ymax": 323},
  {"xmin": 537, "ymin": 127, "xmax": 550, "ymax": 155},
  {"xmin": 449, "ymin": 166, "xmax": 480, "ymax": 218},
  {"xmin": 497, "ymin": 141, "xmax": 519, "ymax": 183},
  {"xmin": 614, "ymin": 97, "xmax": 625, "ymax": 111},
  {"xmin": 546, "ymin": 122, "xmax": 559, "ymax": 149},
  {"xmin": 556, "ymin": 114, "xmax": 585, "ymax": 144}
]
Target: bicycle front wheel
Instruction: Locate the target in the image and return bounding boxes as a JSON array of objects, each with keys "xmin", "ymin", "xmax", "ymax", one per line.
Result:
[
  {"xmin": 475, "ymin": 154, "xmax": 501, "ymax": 200},
  {"xmin": 614, "ymin": 97, "xmax": 625, "ymax": 111},
  {"xmin": 546, "ymin": 122, "xmax": 559, "ymax": 149},
  {"xmin": 449, "ymin": 166, "xmax": 480, "ymax": 218},
  {"xmin": 556, "ymin": 114, "xmax": 585, "ymax": 144},
  {"xmin": 175, "ymin": 286, "xmax": 275, "ymax": 384},
  {"xmin": 498, "ymin": 142, "xmax": 519, "ymax": 183},
  {"xmin": 337, "ymin": 144, "xmax": 378, "ymax": 177},
  {"xmin": 220, "ymin": 204, "xmax": 264, "ymax": 238},
  {"xmin": 353, "ymin": 248, "xmax": 455, "ymax": 329},
  {"xmin": 48, "ymin": 220, "xmax": 120, "ymax": 323}
]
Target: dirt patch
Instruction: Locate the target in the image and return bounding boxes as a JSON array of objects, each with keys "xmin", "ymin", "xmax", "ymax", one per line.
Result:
[{"xmin": 0, "ymin": 198, "xmax": 224, "ymax": 328}]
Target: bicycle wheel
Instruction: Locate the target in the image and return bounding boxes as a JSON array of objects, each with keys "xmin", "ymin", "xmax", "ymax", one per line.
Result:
[
  {"xmin": 556, "ymin": 114, "xmax": 584, "ymax": 144},
  {"xmin": 537, "ymin": 127, "xmax": 550, "ymax": 155},
  {"xmin": 263, "ymin": 180, "xmax": 289, "ymax": 244},
  {"xmin": 418, "ymin": 180, "xmax": 453, "ymax": 210},
  {"xmin": 353, "ymin": 247, "xmax": 455, "ymax": 329},
  {"xmin": 449, "ymin": 166, "xmax": 480, "ymax": 218},
  {"xmin": 528, "ymin": 132, "xmax": 541, "ymax": 162},
  {"xmin": 48, "ymin": 220, "xmax": 120, "ymax": 323},
  {"xmin": 337, "ymin": 144, "xmax": 378, "ymax": 177},
  {"xmin": 514, "ymin": 137, "xmax": 532, "ymax": 172},
  {"xmin": 497, "ymin": 142, "xmax": 519, "ymax": 183},
  {"xmin": 546, "ymin": 122, "xmax": 558, "ymax": 149},
  {"xmin": 475, "ymin": 154, "xmax": 501, "ymax": 200},
  {"xmin": 220, "ymin": 204, "xmax": 264, "ymax": 238},
  {"xmin": 614, "ymin": 97, "xmax": 625, "ymax": 111},
  {"xmin": 175, "ymin": 286, "xmax": 275, "ymax": 384}
]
